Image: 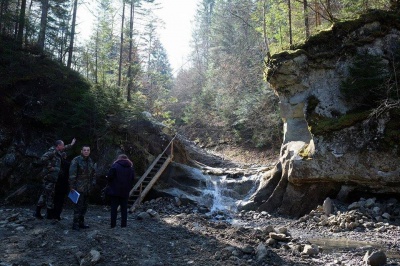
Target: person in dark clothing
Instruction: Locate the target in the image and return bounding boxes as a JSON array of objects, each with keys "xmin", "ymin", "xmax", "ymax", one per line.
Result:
[
  {"xmin": 34, "ymin": 138, "xmax": 75, "ymax": 220},
  {"xmin": 106, "ymin": 154, "xmax": 135, "ymax": 228},
  {"xmin": 69, "ymin": 145, "xmax": 96, "ymax": 231},
  {"xmin": 53, "ymin": 152, "xmax": 70, "ymax": 221}
]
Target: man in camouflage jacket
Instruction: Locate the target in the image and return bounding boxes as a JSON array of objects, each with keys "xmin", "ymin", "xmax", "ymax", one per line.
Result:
[
  {"xmin": 34, "ymin": 138, "xmax": 76, "ymax": 219},
  {"xmin": 69, "ymin": 145, "xmax": 96, "ymax": 231}
]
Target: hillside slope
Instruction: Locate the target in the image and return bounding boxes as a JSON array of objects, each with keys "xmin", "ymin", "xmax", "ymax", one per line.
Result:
[{"xmin": 0, "ymin": 36, "xmax": 178, "ymax": 204}]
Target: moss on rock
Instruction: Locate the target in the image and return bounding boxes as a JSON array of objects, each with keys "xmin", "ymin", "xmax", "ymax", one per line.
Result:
[{"xmin": 308, "ymin": 111, "xmax": 370, "ymax": 135}]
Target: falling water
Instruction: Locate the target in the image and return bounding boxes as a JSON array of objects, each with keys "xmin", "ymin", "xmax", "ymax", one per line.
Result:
[
  {"xmin": 157, "ymin": 162, "xmax": 262, "ymax": 217},
  {"xmin": 200, "ymin": 174, "xmax": 259, "ymax": 215},
  {"xmin": 206, "ymin": 175, "xmax": 235, "ymax": 213}
]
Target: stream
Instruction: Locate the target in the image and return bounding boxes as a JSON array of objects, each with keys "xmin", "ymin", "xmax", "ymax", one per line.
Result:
[{"xmin": 196, "ymin": 173, "xmax": 400, "ymax": 260}]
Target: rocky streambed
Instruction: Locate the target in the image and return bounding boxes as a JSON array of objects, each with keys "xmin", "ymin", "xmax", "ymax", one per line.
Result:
[{"xmin": 0, "ymin": 196, "xmax": 399, "ymax": 266}]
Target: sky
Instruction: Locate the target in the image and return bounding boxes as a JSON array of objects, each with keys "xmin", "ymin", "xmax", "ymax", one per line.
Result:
[
  {"xmin": 154, "ymin": 0, "xmax": 200, "ymax": 73},
  {"xmin": 76, "ymin": 0, "xmax": 200, "ymax": 74}
]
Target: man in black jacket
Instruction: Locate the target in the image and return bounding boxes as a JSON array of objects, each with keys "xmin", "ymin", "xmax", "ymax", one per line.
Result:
[{"xmin": 106, "ymin": 154, "xmax": 135, "ymax": 228}]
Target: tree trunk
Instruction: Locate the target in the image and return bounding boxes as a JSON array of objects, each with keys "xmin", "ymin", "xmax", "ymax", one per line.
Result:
[
  {"xmin": 0, "ymin": 0, "xmax": 10, "ymax": 35},
  {"xmin": 288, "ymin": 0, "xmax": 293, "ymax": 48},
  {"xmin": 262, "ymin": 0, "xmax": 270, "ymax": 58},
  {"xmin": 17, "ymin": 0, "xmax": 26, "ymax": 47},
  {"xmin": 127, "ymin": 0, "xmax": 135, "ymax": 102},
  {"xmin": 24, "ymin": 0, "xmax": 33, "ymax": 45},
  {"xmin": 38, "ymin": 0, "xmax": 49, "ymax": 51},
  {"xmin": 95, "ymin": 30, "xmax": 99, "ymax": 84},
  {"xmin": 118, "ymin": 1, "xmax": 125, "ymax": 88},
  {"xmin": 315, "ymin": 0, "xmax": 321, "ymax": 27},
  {"xmin": 85, "ymin": 48, "xmax": 89, "ymax": 80},
  {"xmin": 326, "ymin": 0, "xmax": 334, "ymax": 21},
  {"xmin": 67, "ymin": 0, "xmax": 78, "ymax": 68},
  {"xmin": 14, "ymin": 0, "xmax": 20, "ymax": 39},
  {"xmin": 0, "ymin": 1, "xmax": 4, "ymax": 32},
  {"xmin": 304, "ymin": 0, "xmax": 310, "ymax": 38}
]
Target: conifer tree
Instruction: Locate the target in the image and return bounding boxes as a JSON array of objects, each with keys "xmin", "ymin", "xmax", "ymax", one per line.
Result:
[
  {"xmin": 67, "ymin": 0, "xmax": 78, "ymax": 68},
  {"xmin": 37, "ymin": 0, "xmax": 49, "ymax": 51}
]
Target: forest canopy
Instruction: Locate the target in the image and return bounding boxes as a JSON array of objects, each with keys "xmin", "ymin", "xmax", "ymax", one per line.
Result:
[{"xmin": 1, "ymin": 0, "xmax": 399, "ymax": 151}]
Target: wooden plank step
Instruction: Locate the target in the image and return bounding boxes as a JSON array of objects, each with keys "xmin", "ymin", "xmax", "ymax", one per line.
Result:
[{"xmin": 126, "ymin": 134, "xmax": 177, "ymax": 212}]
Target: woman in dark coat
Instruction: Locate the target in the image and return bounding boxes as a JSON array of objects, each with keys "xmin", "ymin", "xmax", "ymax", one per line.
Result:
[{"xmin": 106, "ymin": 154, "xmax": 135, "ymax": 228}]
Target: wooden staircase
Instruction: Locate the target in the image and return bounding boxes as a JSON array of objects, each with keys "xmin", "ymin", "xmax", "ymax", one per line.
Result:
[{"xmin": 128, "ymin": 135, "xmax": 176, "ymax": 212}]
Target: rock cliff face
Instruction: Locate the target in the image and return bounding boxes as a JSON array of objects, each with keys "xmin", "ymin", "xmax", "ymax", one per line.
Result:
[{"xmin": 241, "ymin": 10, "xmax": 400, "ymax": 217}]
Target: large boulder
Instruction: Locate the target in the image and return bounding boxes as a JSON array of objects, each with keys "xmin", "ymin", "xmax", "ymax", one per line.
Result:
[{"xmin": 241, "ymin": 10, "xmax": 400, "ymax": 217}]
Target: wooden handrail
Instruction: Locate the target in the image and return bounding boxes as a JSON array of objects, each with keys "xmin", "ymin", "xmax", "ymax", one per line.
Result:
[
  {"xmin": 128, "ymin": 134, "xmax": 176, "ymax": 198},
  {"xmin": 161, "ymin": 134, "xmax": 177, "ymax": 157}
]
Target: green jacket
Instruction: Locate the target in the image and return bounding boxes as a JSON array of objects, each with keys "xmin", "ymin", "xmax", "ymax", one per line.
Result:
[
  {"xmin": 41, "ymin": 144, "xmax": 72, "ymax": 182},
  {"xmin": 69, "ymin": 155, "xmax": 96, "ymax": 194}
]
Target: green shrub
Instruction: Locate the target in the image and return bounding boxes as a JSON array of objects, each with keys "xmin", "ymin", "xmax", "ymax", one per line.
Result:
[{"xmin": 340, "ymin": 52, "xmax": 389, "ymax": 109}]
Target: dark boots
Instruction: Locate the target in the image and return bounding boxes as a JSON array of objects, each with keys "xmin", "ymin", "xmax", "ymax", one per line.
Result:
[
  {"xmin": 72, "ymin": 223, "xmax": 89, "ymax": 231},
  {"xmin": 79, "ymin": 224, "xmax": 90, "ymax": 229},
  {"xmin": 33, "ymin": 206, "xmax": 43, "ymax": 219},
  {"xmin": 72, "ymin": 217, "xmax": 89, "ymax": 231},
  {"xmin": 34, "ymin": 207, "xmax": 59, "ymax": 221},
  {"xmin": 79, "ymin": 218, "xmax": 89, "ymax": 229},
  {"xmin": 46, "ymin": 208, "xmax": 55, "ymax": 219},
  {"xmin": 53, "ymin": 209, "xmax": 62, "ymax": 221}
]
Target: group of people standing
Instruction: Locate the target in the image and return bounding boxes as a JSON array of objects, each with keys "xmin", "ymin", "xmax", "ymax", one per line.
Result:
[{"xmin": 33, "ymin": 138, "xmax": 136, "ymax": 230}]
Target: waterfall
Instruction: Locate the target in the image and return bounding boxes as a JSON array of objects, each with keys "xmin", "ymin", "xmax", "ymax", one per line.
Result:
[
  {"xmin": 155, "ymin": 162, "xmax": 262, "ymax": 216},
  {"xmin": 201, "ymin": 175, "xmax": 239, "ymax": 213}
]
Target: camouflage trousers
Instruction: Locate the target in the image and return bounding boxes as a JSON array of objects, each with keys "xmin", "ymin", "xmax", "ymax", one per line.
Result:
[
  {"xmin": 73, "ymin": 193, "xmax": 88, "ymax": 226},
  {"xmin": 37, "ymin": 181, "xmax": 56, "ymax": 209}
]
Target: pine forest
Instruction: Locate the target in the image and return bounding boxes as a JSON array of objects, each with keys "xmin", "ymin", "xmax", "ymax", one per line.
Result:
[{"xmin": 1, "ymin": 0, "xmax": 399, "ymax": 152}]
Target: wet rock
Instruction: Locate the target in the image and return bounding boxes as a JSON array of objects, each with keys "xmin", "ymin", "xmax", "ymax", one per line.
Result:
[
  {"xmin": 220, "ymin": 246, "xmax": 236, "ymax": 259},
  {"xmin": 198, "ymin": 206, "xmax": 209, "ymax": 214},
  {"xmin": 297, "ymin": 197, "xmax": 400, "ymax": 234},
  {"xmin": 266, "ymin": 238, "xmax": 276, "ymax": 246},
  {"xmin": 363, "ymin": 250, "xmax": 387, "ymax": 266},
  {"xmin": 146, "ymin": 209, "xmax": 160, "ymax": 219},
  {"xmin": 80, "ymin": 249, "xmax": 101, "ymax": 266},
  {"xmin": 302, "ymin": 244, "xmax": 319, "ymax": 256},
  {"xmin": 276, "ymin": 226, "xmax": 288, "ymax": 235},
  {"xmin": 336, "ymin": 185, "xmax": 353, "ymax": 201},
  {"xmin": 288, "ymin": 242, "xmax": 302, "ymax": 252},
  {"xmin": 365, "ymin": 198, "xmax": 376, "ymax": 208},
  {"xmin": 173, "ymin": 197, "xmax": 181, "ymax": 207},
  {"xmin": 348, "ymin": 202, "xmax": 360, "ymax": 210},
  {"xmin": 262, "ymin": 225, "xmax": 275, "ymax": 234},
  {"xmin": 269, "ymin": 232, "xmax": 291, "ymax": 242},
  {"xmin": 323, "ymin": 197, "xmax": 333, "ymax": 215},
  {"xmin": 255, "ymin": 243, "xmax": 268, "ymax": 261},
  {"xmin": 137, "ymin": 212, "xmax": 151, "ymax": 220},
  {"xmin": 241, "ymin": 245, "xmax": 254, "ymax": 254}
]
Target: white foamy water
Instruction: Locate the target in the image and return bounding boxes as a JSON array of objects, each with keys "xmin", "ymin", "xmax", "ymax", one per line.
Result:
[
  {"xmin": 203, "ymin": 176, "xmax": 236, "ymax": 212},
  {"xmin": 156, "ymin": 162, "xmax": 264, "ymax": 215},
  {"xmin": 201, "ymin": 174, "xmax": 260, "ymax": 214}
]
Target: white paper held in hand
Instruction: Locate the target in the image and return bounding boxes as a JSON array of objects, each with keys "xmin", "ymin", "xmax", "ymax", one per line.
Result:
[{"xmin": 68, "ymin": 190, "xmax": 80, "ymax": 204}]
